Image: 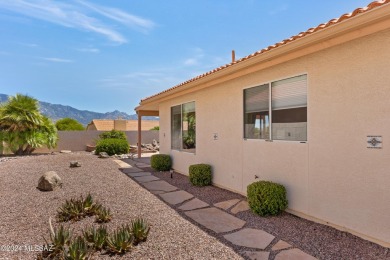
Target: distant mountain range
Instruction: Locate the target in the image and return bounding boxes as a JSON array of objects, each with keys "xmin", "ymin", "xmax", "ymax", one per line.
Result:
[{"xmin": 0, "ymin": 94, "xmax": 158, "ymax": 125}]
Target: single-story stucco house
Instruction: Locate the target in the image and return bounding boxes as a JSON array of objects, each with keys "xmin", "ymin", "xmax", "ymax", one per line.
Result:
[{"xmin": 135, "ymin": 0, "xmax": 390, "ymax": 247}]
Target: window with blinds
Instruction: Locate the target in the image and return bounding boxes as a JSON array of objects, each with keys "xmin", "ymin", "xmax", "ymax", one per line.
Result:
[
  {"xmin": 244, "ymin": 84, "xmax": 269, "ymax": 139},
  {"xmin": 243, "ymin": 74, "xmax": 307, "ymax": 141}
]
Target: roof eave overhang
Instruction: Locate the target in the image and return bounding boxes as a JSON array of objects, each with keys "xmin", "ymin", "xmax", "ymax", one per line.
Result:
[{"xmin": 137, "ymin": 3, "xmax": 390, "ymax": 111}]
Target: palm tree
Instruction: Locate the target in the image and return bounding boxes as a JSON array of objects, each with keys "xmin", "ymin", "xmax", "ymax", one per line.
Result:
[{"xmin": 0, "ymin": 94, "xmax": 58, "ymax": 155}]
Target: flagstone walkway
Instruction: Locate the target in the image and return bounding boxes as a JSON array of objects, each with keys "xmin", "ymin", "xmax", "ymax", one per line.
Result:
[{"xmin": 116, "ymin": 160, "xmax": 317, "ymax": 260}]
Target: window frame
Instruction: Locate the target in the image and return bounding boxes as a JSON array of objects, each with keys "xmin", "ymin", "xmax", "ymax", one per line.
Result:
[
  {"xmin": 243, "ymin": 73, "xmax": 308, "ymax": 142},
  {"xmin": 171, "ymin": 101, "xmax": 196, "ymax": 153}
]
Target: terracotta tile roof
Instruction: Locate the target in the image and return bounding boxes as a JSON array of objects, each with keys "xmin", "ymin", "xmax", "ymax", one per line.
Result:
[
  {"xmin": 140, "ymin": 0, "xmax": 390, "ymax": 103},
  {"xmin": 89, "ymin": 120, "xmax": 114, "ymax": 131}
]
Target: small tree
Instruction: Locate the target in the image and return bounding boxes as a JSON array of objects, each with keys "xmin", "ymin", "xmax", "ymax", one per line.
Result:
[
  {"xmin": 56, "ymin": 118, "xmax": 84, "ymax": 131},
  {"xmin": 0, "ymin": 94, "xmax": 58, "ymax": 155}
]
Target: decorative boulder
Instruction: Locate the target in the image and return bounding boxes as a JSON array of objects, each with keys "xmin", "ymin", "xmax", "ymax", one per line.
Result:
[
  {"xmin": 37, "ymin": 171, "xmax": 62, "ymax": 191},
  {"xmin": 99, "ymin": 152, "xmax": 109, "ymax": 158},
  {"xmin": 70, "ymin": 161, "xmax": 81, "ymax": 167}
]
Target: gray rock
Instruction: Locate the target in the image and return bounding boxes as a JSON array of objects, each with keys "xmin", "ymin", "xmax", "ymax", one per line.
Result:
[
  {"xmin": 99, "ymin": 152, "xmax": 110, "ymax": 158},
  {"xmin": 70, "ymin": 161, "xmax": 81, "ymax": 167},
  {"xmin": 37, "ymin": 171, "xmax": 62, "ymax": 191}
]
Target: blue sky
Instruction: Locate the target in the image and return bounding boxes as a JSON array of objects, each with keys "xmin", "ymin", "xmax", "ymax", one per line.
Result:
[{"xmin": 0, "ymin": 0, "xmax": 370, "ymax": 114}]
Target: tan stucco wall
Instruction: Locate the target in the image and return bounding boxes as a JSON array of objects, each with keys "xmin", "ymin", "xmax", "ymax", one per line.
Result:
[
  {"xmin": 158, "ymin": 29, "xmax": 390, "ymax": 246},
  {"xmin": 86, "ymin": 120, "xmax": 159, "ymax": 131},
  {"xmin": 34, "ymin": 130, "xmax": 159, "ymax": 153}
]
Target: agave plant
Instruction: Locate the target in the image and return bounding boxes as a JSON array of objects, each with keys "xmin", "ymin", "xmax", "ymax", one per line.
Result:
[
  {"xmin": 64, "ymin": 236, "xmax": 90, "ymax": 260},
  {"xmin": 57, "ymin": 198, "xmax": 85, "ymax": 222},
  {"xmin": 46, "ymin": 218, "xmax": 72, "ymax": 257},
  {"xmin": 106, "ymin": 225, "xmax": 134, "ymax": 254},
  {"xmin": 95, "ymin": 206, "xmax": 112, "ymax": 223},
  {"xmin": 83, "ymin": 225, "xmax": 108, "ymax": 251},
  {"xmin": 82, "ymin": 194, "xmax": 95, "ymax": 215},
  {"xmin": 130, "ymin": 218, "xmax": 150, "ymax": 245},
  {"xmin": 91, "ymin": 202, "xmax": 102, "ymax": 215}
]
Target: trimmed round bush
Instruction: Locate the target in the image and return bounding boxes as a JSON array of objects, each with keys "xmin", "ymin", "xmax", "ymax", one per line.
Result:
[
  {"xmin": 150, "ymin": 154, "xmax": 171, "ymax": 171},
  {"xmin": 189, "ymin": 164, "xmax": 212, "ymax": 186},
  {"xmin": 95, "ymin": 138, "xmax": 129, "ymax": 156},
  {"xmin": 247, "ymin": 181, "xmax": 288, "ymax": 216}
]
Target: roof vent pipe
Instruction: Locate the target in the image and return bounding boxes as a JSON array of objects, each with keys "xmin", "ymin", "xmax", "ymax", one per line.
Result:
[{"xmin": 232, "ymin": 50, "xmax": 235, "ymax": 63}]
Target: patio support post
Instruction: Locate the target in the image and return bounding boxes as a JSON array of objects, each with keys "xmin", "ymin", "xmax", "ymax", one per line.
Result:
[{"xmin": 137, "ymin": 113, "xmax": 142, "ymax": 158}]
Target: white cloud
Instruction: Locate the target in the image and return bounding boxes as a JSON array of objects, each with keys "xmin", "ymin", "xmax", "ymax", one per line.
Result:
[
  {"xmin": 183, "ymin": 47, "xmax": 205, "ymax": 66},
  {"xmin": 76, "ymin": 0, "xmax": 155, "ymax": 32},
  {"xmin": 76, "ymin": 47, "xmax": 100, "ymax": 53},
  {"xmin": 184, "ymin": 58, "xmax": 199, "ymax": 66},
  {"xmin": 0, "ymin": 0, "xmax": 155, "ymax": 44},
  {"xmin": 41, "ymin": 57, "xmax": 73, "ymax": 63}
]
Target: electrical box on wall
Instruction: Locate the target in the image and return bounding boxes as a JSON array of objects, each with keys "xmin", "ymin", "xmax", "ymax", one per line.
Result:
[{"xmin": 367, "ymin": 135, "xmax": 382, "ymax": 149}]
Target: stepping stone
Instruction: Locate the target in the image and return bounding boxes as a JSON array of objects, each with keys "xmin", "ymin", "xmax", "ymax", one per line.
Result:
[
  {"xmin": 149, "ymin": 190, "xmax": 166, "ymax": 195},
  {"xmin": 274, "ymin": 248, "xmax": 317, "ymax": 260},
  {"xmin": 113, "ymin": 159, "xmax": 131, "ymax": 168},
  {"xmin": 272, "ymin": 240, "xmax": 292, "ymax": 251},
  {"xmin": 185, "ymin": 207, "xmax": 245, "ymax": 233},
  {"xmin": 214, "ymin": 199, "xmax": 240, "ymax": 210},
  {"xmin": 230, "ymin": 201, "xmax": 250, "ymax": 214},
  {"xmin": 223, "ymin": 228, "xmax": 274, "ymax": 249},
  {"xmin": 136, "ymin": 163, "xmax": 151, "ymax": 168},
  {"xmin": 121, "ymin": 167, "xmax": 143, "ymax": 174},
  {"xmin": 126, "ymin": 172, "xmax": 151, "ymax": 177},
  {"xmin": 178, "ymin": 198, "xmax": 209, "ymax": 211},
  {"xmin": 159, "ymin": 190, "xmax": 194, "ymax": 205},
  {"xmin": 244, "ymin": 251, "xmax": 270, "ymax": 260},
  {"xmin": 134, "ymin": 175, "xmax": 160, "ymax": 183},
  {"xmin": 135, "ymin": 158, "xmax": 151, "ymax": 164},
  {"xmin": 142, "ymin": 180, "xmax": 177, "ymax": 192}
]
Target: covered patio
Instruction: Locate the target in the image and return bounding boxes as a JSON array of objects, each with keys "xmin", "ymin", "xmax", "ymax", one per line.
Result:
[{"xmin": 136, "ymin": 108, "xmax": 159, "ymax": 158}]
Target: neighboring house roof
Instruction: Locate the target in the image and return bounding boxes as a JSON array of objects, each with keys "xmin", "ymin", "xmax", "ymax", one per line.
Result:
[
  {"xmin": 137, "ymin": 0, "xmax": 390, "ymax": 107},
  {"xmin": 86, "ymin": 119, "xmax": 159, "ymax": 131}
]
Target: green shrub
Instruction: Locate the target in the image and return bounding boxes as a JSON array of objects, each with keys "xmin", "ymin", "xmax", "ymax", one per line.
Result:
[
  {"xmin": 55, "ymin": 118, "xmax": 84, "ymax": 131},
  {"xmin": 247, "ymin": 181, "xmax": 288, "ymax": 216},
  {"xmin": 95, "ymin": 138, "xmax": 129, "ymax": 156},
  {"xmin": 189, "ymin": 164, "xmax": 212, "ymax": 186},
  {"xmin": 150, "ymin": 154, "xmax": 171, "ymax": 171},
  {"xmin": 99, "ymin": 130, "xmax": 127, "ymax": 140}
]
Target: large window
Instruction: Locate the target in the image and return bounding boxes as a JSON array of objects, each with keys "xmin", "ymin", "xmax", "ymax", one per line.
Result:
[
  {"xmin": 171, "ymin": 101, "xmax": 196, "ymax": 152},
  {"xmin": 244, "ymin": 74, "xmax": 307, "ymax": 141}
]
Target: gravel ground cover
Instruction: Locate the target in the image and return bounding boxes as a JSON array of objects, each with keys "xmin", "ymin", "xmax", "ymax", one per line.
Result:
[
  {"xmin": 0, "ymin": 153, "xmax": 242, "ymax": 260},
  {"xmin": 129, "ymin": 163, "xmax": 390, "ymax": 260}
]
